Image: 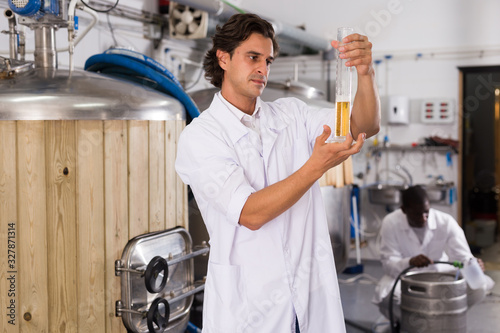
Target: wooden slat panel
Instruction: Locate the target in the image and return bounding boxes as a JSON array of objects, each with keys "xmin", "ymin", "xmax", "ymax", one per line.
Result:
[
  {"xmin": 343, "ymin": 157, "xmax": 353, "ymax": 185},
  {"xmin": 335, "ymin": 163, "xmax": 345, "ymax": 188},
  {"xmin": 326, "ymin": 165, "xmax": 336, "ymax": 187},
  {"xmin": 321, "ymin": 165, "xmax": 337, "ymax": 187},
  {"xmin": 45, "ymin": 121, "xmax": 78, "ymax": 333},
  {"xmin": 318, "ymin": 172, "xmax": 327, "ymax": 187},
  {"xmin": 17, "ymin": 121, "xmax": 49, "ymax": 332},
  {"xmin": 320, "ymin": 159, "xmax": 352, "ymax": 187},
  {"xmin": 165, "ymin": 121, "xmax": 177, "ymax": 230},
  {"xmin": 176, "ymin": 120, "xmax": 188, "ymax": 229},
  {"xmin": 0, "ymin": 121, "xmax": 19, "ymax": 333},
  {"xmin": 76, "ymin": 121, "xmax": 105, "ymax": 332},
  {"xmin": 103, "ymin": 121, "xmax": 128, "ymax": 333},
  {"xmin": 149, "ymin": 121, "xmax": 165, "ymax": 232},
  {"xmin": 128, "ymin": 121, "xmax": 149, "ymax": 237}
]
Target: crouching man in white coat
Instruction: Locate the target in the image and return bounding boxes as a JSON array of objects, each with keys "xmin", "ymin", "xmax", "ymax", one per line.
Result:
[{"xmin": 373, "ymin": 185, "xmax": 495, "ymax": 322}]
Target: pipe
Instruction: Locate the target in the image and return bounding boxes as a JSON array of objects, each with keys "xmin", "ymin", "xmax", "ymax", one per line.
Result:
[
  {"xmin": 68, "ymin": 0, "xmax": 79, "ymax": 20},
  {"xmin": 18, "ymin": 25, "xmax": 25, "ymax": 61},
  {"xmin": 375, "ymin": 168, "xmax": 409, "ymax": 186},
  {"xmin": 34, "ymin": 25, "xmax": 57, "ymax": 69},
  {"xmin": 73, "ymin": 5, "xmax": 99, "ymax": 46},
  {"xmin": 169, "ymin": 0, "xmax": 237, "ymax": 19},
  {"xmin": 395, "ymin": 164, "xmax": 413, "ymax": 186},
  {"xmin": 58, "ymin": 1, "xmax": 99, "ymax": 57},
  {"xmin": 374, "ymin": 45, "xmax": 500, "ymax": 61},
  {"xmin": 13, "ymin": 3, "xmax": 99, "ymax": 56},
  {"xmin": 4, "ymin": 9, "xmax": 17, "ymax": 59},
  {"xmin": 271, "ymin": 20, "xmax": 331, "ymax": 52},
  {"xmin": 173, "ymin": 0, "xmax": 331, "ymax": 53},
  {"xmin": 67, "ymin": 0, "xmax": 80, "ymax": 70}
]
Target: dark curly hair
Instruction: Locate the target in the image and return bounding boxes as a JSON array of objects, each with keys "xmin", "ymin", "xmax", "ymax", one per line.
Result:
[{"xmin": 203, "ymin": 13, "xmax": 280, "ymax": 89}]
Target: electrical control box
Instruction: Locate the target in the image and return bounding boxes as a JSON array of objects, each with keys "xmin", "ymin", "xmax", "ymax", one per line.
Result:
[
  {"xmin": 388, "ymin": 95, "xmax": 410, "ymax": 125},
  {"xmin": 421, "ymin": 99, "xmax": 454, "ymax": 124}
]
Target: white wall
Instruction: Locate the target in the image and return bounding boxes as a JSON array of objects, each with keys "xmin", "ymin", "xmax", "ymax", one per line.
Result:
[{"xmin": 243, "ymin": 0, "xmax": 500, "ymax": 52}]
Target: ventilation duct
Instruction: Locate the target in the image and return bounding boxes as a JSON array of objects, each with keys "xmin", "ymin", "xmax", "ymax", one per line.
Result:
[{"xmin": 170, "ymin": 0, "xmax": 332, "ymax": 54}]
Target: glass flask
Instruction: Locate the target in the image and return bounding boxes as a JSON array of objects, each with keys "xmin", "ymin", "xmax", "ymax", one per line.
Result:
[{"xmin": 327, "ymin": 27, "xmax": 353, "ymax": 143}]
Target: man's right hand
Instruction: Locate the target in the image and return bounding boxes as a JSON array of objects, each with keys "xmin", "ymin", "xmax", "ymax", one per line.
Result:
[{"xmin": 409, "ymin": 254, "xmax": 433, "ymax": 267}]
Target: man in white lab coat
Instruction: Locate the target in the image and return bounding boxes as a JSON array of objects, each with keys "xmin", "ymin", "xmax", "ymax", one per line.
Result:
[
  {"xmin": 373, "ymin": 185, "xmax": 495, "ymax": 322},
  {"xmin": 176, "ymin": 13, "xmax": 380, "ymax": 333}
]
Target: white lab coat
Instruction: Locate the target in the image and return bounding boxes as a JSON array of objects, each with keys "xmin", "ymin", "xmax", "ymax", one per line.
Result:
[
  {"xmin": 373, "ymin": 208, "xmax": 494, "ymax": 315},
  {"xmin": 175, "ymin": 94, "xmax": 346, "ymax": 333}
]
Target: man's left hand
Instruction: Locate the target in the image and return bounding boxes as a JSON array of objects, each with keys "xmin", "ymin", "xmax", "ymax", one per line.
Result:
[{"xmin": 331, "ymin": 34, "xmax": 373, "ymax": 76}]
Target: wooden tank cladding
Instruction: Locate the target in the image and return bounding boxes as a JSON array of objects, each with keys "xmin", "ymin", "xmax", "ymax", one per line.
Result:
[{"xmin": 0, "ymin": 119, "xmax": 187, "ymax": 333}]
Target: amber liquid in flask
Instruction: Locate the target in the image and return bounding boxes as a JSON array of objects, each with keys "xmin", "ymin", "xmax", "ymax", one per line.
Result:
[
  {"xmin": 327, "ymin": 27, "xmax": 353, "ymax": 143},
  {"xmin": 335, "ymin": 100, "xmax": 351, "ymax": 137}
]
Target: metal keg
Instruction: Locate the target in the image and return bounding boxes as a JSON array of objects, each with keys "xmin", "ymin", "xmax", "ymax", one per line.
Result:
[{"xmin": 400, "ymin": 271, "xmax": 467, "ymax": 333}]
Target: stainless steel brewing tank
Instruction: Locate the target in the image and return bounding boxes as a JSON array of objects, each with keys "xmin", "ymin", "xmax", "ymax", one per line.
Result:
[
  {"xmin": 0, "ymin": 67, "xmax": 189, "ymax": 333},
  {"xmin": 188, "ymin": 85, "xmax": 350, "ymax": 273},
  {"xmin": 320, "ymin": 185, "xmax": 351, "ymax": 273},
  {"xmin": 189, "ymin": 83, "xmax": 336, "ymax": 111},
  {"xmin": 0, "ymin": 68, "xmax": 185, "ymax": 120}
]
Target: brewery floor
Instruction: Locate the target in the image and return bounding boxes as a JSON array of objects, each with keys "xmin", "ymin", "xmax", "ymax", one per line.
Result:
[{"xmin": 338, "ymin": 241, "xmax": 500, "ymax": 333}]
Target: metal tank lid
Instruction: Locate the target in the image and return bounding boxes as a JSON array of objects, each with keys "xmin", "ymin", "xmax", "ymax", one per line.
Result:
[{"xmin": 0, "ymin": 67, "xmax": 185, "ymax": 121}]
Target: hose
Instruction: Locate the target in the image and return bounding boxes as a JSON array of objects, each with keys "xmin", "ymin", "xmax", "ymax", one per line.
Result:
[
  {"xmin": 344, "ymin": 318, "xmax": 372, "ymax": 333},
  {"xmin": 186, "ymin": 321, "xmax": 202, "ymax": 333},
  {"xmin": 388, "ymin": 260, "xmax": 463, "ymax": 333},
  {"xmin": 103, "ymin": 48, "xmax": 184, "ymax": 89},
  {"xmin": 69, "ymin": 4, "xmax": 100, "ymax": 51},
  {"xmin": 84, "ymin": 52, "xmax": 200, "ymax": 120}
]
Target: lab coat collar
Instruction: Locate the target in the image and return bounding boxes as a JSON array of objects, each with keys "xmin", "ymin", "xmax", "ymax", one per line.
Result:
[
  {"xmin": 427, "ymin": 208, "xmax": 437, "ymax": 230},
  {"xmin": 217, "ymin": 92, "xmax": 262, "ymax": 123},
  {"xmin": 420, "ymin": 210, "xmax": 437, "ymax": 248},
  {"xmin": 208, "ymin": 93, "xmax": 251, "ymax": 145},
  {"xmin": 399, "ymin": 208, "xmax": 437, "ymax": 248},
  {"xmin": 208, "ymin": 93, "xmax": 288, "ymax": 144},
  {"xmin": 215, "ymin": 91, "xmax": 289, "ymax": 132}
]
